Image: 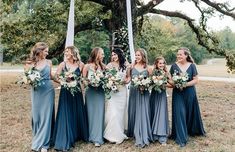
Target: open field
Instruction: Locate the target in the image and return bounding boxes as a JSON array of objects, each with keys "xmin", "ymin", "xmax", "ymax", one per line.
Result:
[{"xmin": 1, "ymin": 72, "xmax": 235, "ymax": 152}]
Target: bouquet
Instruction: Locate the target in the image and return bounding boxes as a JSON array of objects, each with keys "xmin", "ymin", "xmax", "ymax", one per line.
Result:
[
  {"xmin": 132, "ymin": 74, "xmax": 151, "ymax": 94},
  {"xmin": 58, "ymin": 70, "xmax": 81, "ymax": 96},
  {"xmin": 102, "ymin": 68, "xmax": 122, "ymax": 99},
  {"xmin": 172, "ymin": 70, "xmax": 189, "ymax": 90},
  {"xmin": 151, "ymin": 69, "xmax": 168, "ymax": 93},
  {"xmin": 18, "ymin": 67, "xmax": 44, "ymax": 88},
  {"xmin": 87, "ymin": 70, "xmax": 104, "ymax": 87}
]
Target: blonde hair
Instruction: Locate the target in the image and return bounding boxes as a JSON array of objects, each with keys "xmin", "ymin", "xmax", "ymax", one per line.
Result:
[
  {"xmin": 134, "ymin": 48, "xmax": 148, "ymax": 68},
  {"xmin": 65, "ymin": 46, "xmax": 81, "ymax": 64},
  {"xmin": 30, "ymin": 42, "xmax": 48, "ymax": 63}
]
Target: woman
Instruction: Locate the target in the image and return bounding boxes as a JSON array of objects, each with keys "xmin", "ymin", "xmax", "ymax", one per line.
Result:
[
  {"xmin": 53, "ymin": 46, "xmax": 89, "ymax": 151},
  {"xmin": 126, "ymin": 48, "xmax": 153, "ymax": 147},
  {"xmin": 82, "ymin": 47, "xmax": 106, "ymax": 147},
  {"xmin": 104, "ymin": 48, "xmax": 129, "ymax": 144},
  {"xmin": 170, "ymin": 47, "xmax": 206, "ymax": 147},
  {"xmin": 149, "ymin": 57, "xmax": 170, "ymax": 145},
  {"xmin": 24, "ymin": 42, "xmax": 55, "ymax": 152}
]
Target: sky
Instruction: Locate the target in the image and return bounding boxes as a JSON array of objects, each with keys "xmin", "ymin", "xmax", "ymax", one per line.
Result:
[{"xmin": 143, "ymin": 0, "xmax": 235, "ymax": 32}]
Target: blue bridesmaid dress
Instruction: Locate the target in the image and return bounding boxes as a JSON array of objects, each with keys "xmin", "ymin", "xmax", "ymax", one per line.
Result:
[
  {"xmin": 53, "ymin": 65, "xmax": 89, "ymax": 151},
  {"xmin": 31, "ymin": 64, "xmax": 55, "ymax": 151},
  {"xmin": 170, "ymin": 63, "xmax": 205, "ymax": 146},
  {"xmin": 127, "ymin": 68, "xmax": 153, "ymax": 147},
  {"xmin": 85, "ymin": 67, "xmax": 105, "ymax": 145}
]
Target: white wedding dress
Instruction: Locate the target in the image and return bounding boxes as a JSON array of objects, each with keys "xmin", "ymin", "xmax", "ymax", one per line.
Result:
[{"xmin": 104, "ymin": 68, "xmax": 128, "ymax": 144}]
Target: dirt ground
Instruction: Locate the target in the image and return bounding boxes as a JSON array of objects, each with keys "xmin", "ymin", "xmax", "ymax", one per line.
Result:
[{"xmin": 0, "ymin": 73, "xmax": 235, "ymax": 152}]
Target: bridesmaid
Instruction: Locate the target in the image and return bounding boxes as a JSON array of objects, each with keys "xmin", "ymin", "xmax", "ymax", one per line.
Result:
[
  {"xmin": 126, "ymin": 48, "xmax": 153, "ymax": 147},
  {"xmin": 53, "ymin": 46, "xmax": 89, "ymax": 151},
  {"xmin": 169, "ymin": 47, "xmax": 206, "ymax": 147},
  {"xmin": 82, "ymin": 47, "xmax": 106, "ymax": 147},
  {"xmin": 104, "ymin": 48, "xmax": 129, "ymax": 144},
  {"xmin": 149, "ymin": 57, "xmax": 170, "ymax": 145},
  {"xmin": 24, "ymin": 42, "xmax": 55, "ymax": 152}
]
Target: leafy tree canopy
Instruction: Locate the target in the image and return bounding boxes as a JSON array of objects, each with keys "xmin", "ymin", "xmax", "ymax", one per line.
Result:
[{"xmin": 1, "ymin": 0, "xmax": 235, "ymax": 72}]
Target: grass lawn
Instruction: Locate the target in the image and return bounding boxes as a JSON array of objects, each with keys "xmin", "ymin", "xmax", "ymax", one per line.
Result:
[{"xmin": 0, "ymin": 73, "xmax": 235, "ymax": 152}]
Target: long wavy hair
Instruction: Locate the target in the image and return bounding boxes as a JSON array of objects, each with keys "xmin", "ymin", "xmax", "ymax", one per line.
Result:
[
  {"xmin": 154, "ymin": 56, "xmax": 167, "ymax": 72},
  {"xmin": 112, "ymin": 48, "xmax": 126, "ymax": 71},
  {"xmin": 134, "ymin": 48, "xmax": 148, "ymax": 68},
  {"xmin": 65, "ymin": 46, "xmax": 81, "ymax": 64},
  {"xmin": 30, "ymin": 42, "xmax": 48, "ymax": 63},
  {"xmin": 179, "ymin": 47, "xmax": 194, "ymax": 63},
  {"xmin": 88, "ymin": 47, "xmax": 105, "ymax": 70}
]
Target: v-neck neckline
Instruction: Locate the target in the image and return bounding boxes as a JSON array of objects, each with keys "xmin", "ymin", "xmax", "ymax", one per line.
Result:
[
  {"xmin": 133, "ymin": 67, "xmax": 146, "ymax": 73},
  {"xmin": 175, "ymin": 63, "xmax": 192, "ymax": 73}
]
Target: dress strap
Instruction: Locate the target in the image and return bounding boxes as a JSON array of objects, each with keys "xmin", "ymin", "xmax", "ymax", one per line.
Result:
[{"xmin": 62, "ymin": 61, "xmax": 68, "ymax": 71}]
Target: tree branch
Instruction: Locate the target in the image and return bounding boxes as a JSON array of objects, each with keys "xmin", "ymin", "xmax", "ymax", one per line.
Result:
[
  {"xmin": 84, "ymin": 0, "xmax": 112, "ymax": 6},
  {"xmin": 149, "ymin": 9, "xmax": 195, "ymax": 21},
  {"xmin": 150, "ymin": 8, "xmax": 235, "ymax": 72},
  {"xmin": 201, "ymin": 0, "xmax": 235, "ymax": 19},
  {"xmin": 137, "ymin": 0, "xmax": 165, "ymax": 16}
]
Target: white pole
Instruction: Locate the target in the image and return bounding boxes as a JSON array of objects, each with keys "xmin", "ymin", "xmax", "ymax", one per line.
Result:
[
  {"xmin": 65, "ymin": 0, "xmax": 75, "ymax": 47},
  {"xmin": 126, "ymin": 0, "xmax": 135, "ymax": 63}
]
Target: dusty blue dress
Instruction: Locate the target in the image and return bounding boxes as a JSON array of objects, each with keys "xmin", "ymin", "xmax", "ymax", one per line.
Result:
[
  {"xmin": 31, "ymin": 64, "xmax": 55, "ymax": 151},
  {"xmin": 127, "ymin": 68, "xmax": 153, "ymax": 147},
  {"xmin": 170, "ymin": 63, "xmax": 205, "ymax": 146},
  {"xmin": 85, "ymin": 68, "xmax": 105, "ymax": 145},
  {"xmin": 150, "ymin": 89, "xmax": 169, "ymax": 144},
  {"xmin": 53, "ymin": 65, "xmax": 89, "ymax": 151}
]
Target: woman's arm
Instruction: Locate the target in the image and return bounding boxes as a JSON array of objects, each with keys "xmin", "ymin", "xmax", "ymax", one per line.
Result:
[
  {"xmin": 82, "ymin": 64, "xmax": 89, "ymax": 78},
  {"xmin": 53, "ymin": 62, "xmax": 65, "ymax": 83},
  {"xmin": 124, "ymin": 64, "xmax": 132, "ymax": 84},
  {"xmin": 47, "ymin": 60, "xmax": 54, "ymax": 80},
  {"xmin": 186, "ymin": 75, "xmax": 199, "ymax": 87},
  {"xmin": 79, "ymin": 61, "xmax": 85, "ymax": 72}
]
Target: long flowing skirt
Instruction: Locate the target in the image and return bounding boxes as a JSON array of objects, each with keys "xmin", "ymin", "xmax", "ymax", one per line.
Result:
[
  {"xmin": 104, "ymin": 86, "xmax": 128, "ymax": 143},
  {"xmin": 53, "ymin": 88, "xmax": 89, "ymax": 151},
  {"xmin": 85, "ymin": 86, "xmax": 105, "ymax": 144},
  {"xmin": 31, "ymin": 81, "xmax": 55, "ymax": 151},
  {"xmin": 150, "ymin": 90, "xmax": 169, "ymax": 143}
]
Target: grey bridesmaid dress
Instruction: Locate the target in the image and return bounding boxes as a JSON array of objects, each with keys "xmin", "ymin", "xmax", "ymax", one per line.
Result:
[{"xmin": 127, "ymin": 67, "xmax": 153, "ymax": 147}]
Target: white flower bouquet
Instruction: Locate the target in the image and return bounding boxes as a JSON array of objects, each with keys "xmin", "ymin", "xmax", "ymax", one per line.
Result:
[
  {"xmin": 18, "ymin": 67, "xmax": 44, "ymax": 88},
  {"xmin": 58, "ymin": 70, "xmax": 81, "ymax": 96},
  {"xmin": 87, "ymin": 70, "xmax": 104, "ymax": 87},
  {"xmin": 132, "ymin": 74, "xmax": 151, "ymax": 94},
  {"xmin": 151, "ymin": 69, "xmax": 168, "ymax": 93},
  {"xmin": 102, "ymin": 68, "xmax": 122, "ymax": 99},
  {"xmin": 172, "ymin": 70, "xmax": 189, "ymax": 90}
]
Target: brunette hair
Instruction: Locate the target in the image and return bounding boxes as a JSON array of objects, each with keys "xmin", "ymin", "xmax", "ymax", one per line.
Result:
[
  {"xmin": 154, "ymin": 56, "xmax": 167, "ymax": 72},
  {"xmin": 88, "ymin": 47, "xmax": 105, "ymax": 70},
  {"xmin": 112, "ymin": 48, "xmax": 126, "ymax": 71},
  {"xmin": 179, "ymin": 47, "xmax": 194, "ymax": 63},
  {"xmin": 30, "ymin": 42, "xmax": 48, "ymax": 63}
]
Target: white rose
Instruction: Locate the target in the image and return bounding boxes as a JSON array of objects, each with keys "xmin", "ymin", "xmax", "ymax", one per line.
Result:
[
  {"xmin": 159, "ymin": 80, "xmax": 163, "ymax": 85},
  {"xmin": 29, "ymin": 74, "xmax": 36, "ymax": 81},
  {"xmin": 173, "ymin": 76, "xmax": 179, "ymax": 81},
  {"xmin": 68, "ymin": 81, "xmax": 77, "ymax": 87},
  {"xmin": 23, "ymin": 76, "xmax": 29, "ymax": 84},
  {"xmin": 182, "ymin": 77, "xmax": 187, "ymax": 81}
]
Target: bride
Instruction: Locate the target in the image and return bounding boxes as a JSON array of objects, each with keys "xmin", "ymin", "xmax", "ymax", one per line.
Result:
[{"xmin": 104, "ymin": 48, "xmax": 129, "ymax": 144}]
